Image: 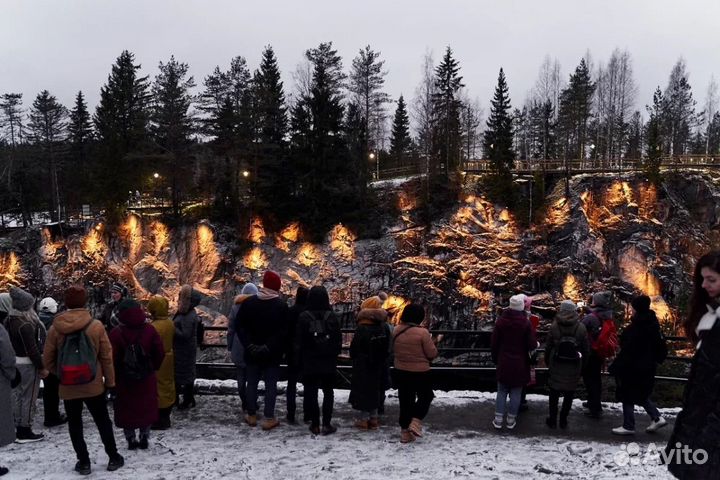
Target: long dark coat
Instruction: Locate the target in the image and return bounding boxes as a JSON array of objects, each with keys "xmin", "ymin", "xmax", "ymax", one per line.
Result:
[
  {"xmin": 666, "ymin": 306, "xmax": 720, "ymax": 479},
  {"xmin": 109, "ymin": 313, "xmax": 165, "ymax": 429},
  {"xmin": 0, "ymin": 322, "xmax": 16, "ymax": 447},
  {"xmin": 545, "ymin": 312, "xmax": 589, "ymax": 391},
  {"xmin": 609, "ymin": 310, "xmax": 665, "ymax": 404},
  {"xmin": 173, "ymin": 286, "xmax": 201, "ymax": 386},
  {"xmin": 491, "ymin": 309, "xmax": 537, "ymax": 388},
  {"xmin": 349, "ymin": 308, "xmax": 389, "ymax": 412},
  {"xmin": 295, "ymin": 309, "xmax": 342, "ymax": 377}
]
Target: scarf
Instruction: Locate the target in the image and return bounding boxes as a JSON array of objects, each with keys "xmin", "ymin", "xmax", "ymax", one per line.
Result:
[
  {"xmin": 696, "ymin": 303, "xmax": 720, "ymax": 349},
  {"xmin": 257, "ymin": 287, "xmax": 280, "ymax": 300}
]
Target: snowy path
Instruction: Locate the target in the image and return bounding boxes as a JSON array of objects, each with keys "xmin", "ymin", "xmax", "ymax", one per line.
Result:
[{"xmin": 2, "ymin": 384, "xmax": 676, "ymax": 479}]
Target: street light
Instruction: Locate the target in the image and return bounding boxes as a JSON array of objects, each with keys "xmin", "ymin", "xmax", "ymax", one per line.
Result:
[
  {"xmin": 242, "ymin": 170, "xmax": 250, "ymax": 178},
  {"xmin": 369, "ymin": 152, "xmax": 378, "ymax": 180},
  {"xmin": 153, "ymin": 172, "xmax": 160, "ymax": 179}
]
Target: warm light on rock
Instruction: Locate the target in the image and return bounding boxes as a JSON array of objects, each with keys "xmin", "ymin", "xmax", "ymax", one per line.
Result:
[
  {"xmin": 398, "ymin": 191, "xmax": 417, "ymax": 212},
  {"xmin": 244, "ymin": 247, "xmax": 268, "ymax": 271},
  {"xmin": 151, "ymin": 221, "xmax": 169, "ymax": 256},
  {"xmin": 276, "ymin": 222, "xmax": 301, "ymax": 252},
  {"xmin": 121, "ymin": 214, "xmax": 143, "ymax": 261},
  {"xmin": 562, "ymin": 273, "xmax": 581, "ymax": 301},
  {"xmin": 296, "ymin": 243, "xmax": 320, "ymax": 267},
  {"xmin": 329, "ymin": 224, "xmax": 355, "ymax": 261},
  {"xmin": 0, "ymin": 252, "xmax": 21, "ymax": 288},
  {"xmin": 248, "ymin": 217, "xmax": 266, "ymax": 244},
  {"xmin": 383, "ymin": 295, "xmax": 409, "ymax": 324}
]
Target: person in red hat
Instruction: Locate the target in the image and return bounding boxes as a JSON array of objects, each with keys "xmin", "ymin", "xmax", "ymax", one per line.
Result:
[{"xmin": 236, "ymin": 270, "xmax": 289, "ymax": 430}]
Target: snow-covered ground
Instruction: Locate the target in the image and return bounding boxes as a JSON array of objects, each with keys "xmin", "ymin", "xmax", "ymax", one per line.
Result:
[{"xmin": 2, "ymin": 382, "xmax": 677, "ymax": 479}]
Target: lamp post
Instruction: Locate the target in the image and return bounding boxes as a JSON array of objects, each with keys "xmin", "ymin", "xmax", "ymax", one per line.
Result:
[{"xmin": 369, "ymin": 152, "xmax": 377, "ymax": 180}]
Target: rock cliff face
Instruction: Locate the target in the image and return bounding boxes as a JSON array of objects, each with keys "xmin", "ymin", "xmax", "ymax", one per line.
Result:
[{"xmin": 0, "ymin": 171, "xmax": 718, "ymax": 349}]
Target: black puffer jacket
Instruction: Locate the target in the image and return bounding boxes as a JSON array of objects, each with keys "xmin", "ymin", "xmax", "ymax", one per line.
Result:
[{"xmin": 666, "ymin": 306, "xmax": 720, "ymax": 479}]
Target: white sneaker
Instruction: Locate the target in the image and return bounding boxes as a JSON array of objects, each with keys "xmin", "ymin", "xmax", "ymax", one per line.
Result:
[
  {"xmin": 646, "ymin": 417, "xmax": 668, "ymax": 433},
  {"xmin": 492, "ymin": 414, "xmax": 503, "ymax": 429},
  {"xmin": 506, "ymin": 415, "xmax": 517, "ymax": 430},
  {"xmin": 612, "ymin": 426, "xmax": 635, "ymax": 436}
]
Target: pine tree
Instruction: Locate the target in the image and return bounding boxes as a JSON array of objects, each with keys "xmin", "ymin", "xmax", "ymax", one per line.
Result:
[
  {"xmin": 557, "ymin": 58, "xmax": 595, "ymax": 163},
  {"xmin": 93, "ymin": 50, "xmax": 151, "ymax": 212},
  {"xmin": 645, "ymin": 87, "xmax": 663, "ymax": 182},
  {"xmin": 483, "ymin": 68, "xmax": 515, "ymax": 175},
  {"xmin": 28, "ymin": 90, "xmax": 67, "ymax": 220},
  {"xmin": 626, "ymin": 110, "xmax": 643, "ymax": 160},
  {"xmin": 253, "ymin": 46, "xmax": 289, "ymax": 210},
  {"xmin": 0, "ymin": 93, "xmax": 28, "ymax": 223},
  {"xmin": 345, "ymin": 102, "xmax": 367, "ymax": 194},
  {"xmin": 529, "ymin": 99, "xmax": 555, "ymax": 161},
  {"xmin": 432, "ymin": 47, "xmax": 464, "ymax": 176},
  {"xmin": 661, "ymin": 59, "xmax": 696, "ymax": 155},
  {"xmin": 349, "ymin": 46, "xmax": 390, "ymax": 156},
  {"xmin": 151, "ymin": 55, "xmax": 196, "ymax": 215},
  {"xmin": 389, "ymin": 95, "xmax": 411, "ymax": 168},
  {"xmin": 67, "ymin": 91, "xmax": 93, "ymax": 204}
]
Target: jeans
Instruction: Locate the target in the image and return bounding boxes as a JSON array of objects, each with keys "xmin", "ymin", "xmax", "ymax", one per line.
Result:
[
  {"xmin": 496, "ymin": 382, "xmax": 522, "ymax": 417},
  {"xmin": 13, "ymin": 364, "xmax": 40, "ymax": 428},
  {"xmin": 622, "ymin": 399, "xmax": 660, "ymax": 430},
  {"xmin": 246, "ymin": 364, "xmax": 279, "ymax": 418},
  {"xmin": 302, "ymin": 372, "xmax": 335, "ymax": 427},
  {"xmin": 582, "ymin": 352, "xmax": 603, "ymax": 413},
  {"xmin": 64, "ymin": 394, "xmax": 118, "ymax": 462},
  {"xmin": 395, "ymin": 370, "xmax": 435, "ymax": 429},
  {"xmin": 548, "ymin": 388, "xmax": 574, "ymax": 421},
  {"xmin": 235, "ymin": 367, "xmax": 247, "ymax": 411}
]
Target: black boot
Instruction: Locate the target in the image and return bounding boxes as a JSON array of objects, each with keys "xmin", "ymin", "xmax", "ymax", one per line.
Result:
[
  {"xmin": 107, "ymin": 454, "xmax": 124, "ymax": 472},
  {"xmin": 74, "ymin": 460, "xmax": 91, "ymax": 475},
  {"xmin": 138, "ymin": 434, "xmax": 149, "ymax": 450},
  {"xmin": 0, "ymin": 466, "xmax": 9, "ymax": 476},
  {"xmin": 15, "ymin": 426, "xmax": 44, "ymax": 443},
  {"xmin": 178, "ymin": 389, "xmax": 196, "ymax": 410}
]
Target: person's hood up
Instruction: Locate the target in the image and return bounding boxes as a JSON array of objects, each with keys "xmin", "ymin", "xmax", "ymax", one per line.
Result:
[{"xmin": 53, "ymin": 309, "xmax": 93, "ymax": 334}]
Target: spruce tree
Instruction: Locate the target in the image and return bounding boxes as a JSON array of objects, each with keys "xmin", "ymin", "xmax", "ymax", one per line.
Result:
[
  {"xmin": 253, "ymin": 46, "xmax": 289, "ymax": 211},
  {"xmin": 151, "ymin": 56, "xmax": 196, "ymax": 215},
  {"xmin": 557, "ymin": 59, "xmax": 595, "ymax": 162},
  {"xmin": 93, "ymin": 50, "xmax": 151, "ymax": 212},
  {"xmin": 432, "ymin": 47, "xmax": 464, "ymax": 176},
  {"xmin": 645, "ymin": 87, "xmax": 663, "ymax": 183},
  {"xmin": 389, "ymin": 95, "xmax": 411, "ymax": 168},
  {"xmin": 67, "ymin": 91, "xmax": 93, "ymax": 204},
  {"xmin": 483, "ymin": 68, "xmax": 515, "ymax": 175},
  {"xmin": 349, "ymin": 45, "xmax": 390, "ymax": 156},
  {"xmin": 28, "ymin": 90, "xmax": 67, "ymax": 220}
]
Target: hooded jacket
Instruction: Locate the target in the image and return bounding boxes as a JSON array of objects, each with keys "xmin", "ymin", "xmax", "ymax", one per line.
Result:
[
  {"xmin": 148, "ymin": 296, "xmax": 175, "ymax": 409},
  {"xmin": 43, "ymin": 309, "xmax": 115, "ymax": 400},
  {"xmin": 545, "ymin": 308, "xmax": 589, "ymax": 391}
]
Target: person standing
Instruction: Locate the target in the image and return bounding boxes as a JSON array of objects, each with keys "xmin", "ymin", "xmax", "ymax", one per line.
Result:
[
  {"xmin": 109, "ymin": 300, "xmax": 164, "ymax": 449},
  {"xmin": 174, "ymin": 285, "xmax": 201, "ymax": 410},
  {"xmin": 544, "ymin": 300, "xmax": 588, "ymax": 429},
  {"xmin": 491, "ymin": 294, "xmax": 537, "ymax": 430},
  {"xmin": 5, "ymin": 287, "xmax": 47, "ymax": 443},
  {"xmin": 296, "ymin": 286, "xmax": 341, "ymax": 435},
  {"xmin": 393, "ymin": 303, "xmax": 438, "ymax": 443},
  {"xmin": 227, "ymin": 283, "xmax": 258, "ymax": 413},
  {"xmin": 38, "ymin": 297, "xmax": 66, "ymax": 427},
  {"xmin": 148, "ymin": 295, "xmax": 175, "ymax": 430},
  {"xmin": 237, "ymin": 270, "xmax": 288, "ymax": 430},
  {"xmin": 609, "ymin": 295, "xmax": 668, "ymax": 435},
  {"xmin": 581, "ymin": 291, "xmax": 613, "ymax": 418},
  {"xmin": 666, "ymin": 251, "xmax": 720, "ymax": 478},
  {"xmin": 0, "ymin": 320, "xmax": 17, "ymax": 476},
  {"xmin": 349, "ymin": 295, "xmax": 390, "ymax": 430},
  {"xmin": 43, "ymin": 285, "xmax": 123, "ymax": 475},
  {"xmin": 100, "ymin": 283, "xmax": 127, "ymax": 333},
  {"xmin": 285, "ymin": 285, "xmax": 308, "ymax": 424}
]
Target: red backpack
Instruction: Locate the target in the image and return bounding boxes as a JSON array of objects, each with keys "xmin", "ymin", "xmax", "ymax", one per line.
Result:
[{"xmin": 591, "ymin": 314, "xmax": 619, "ymax": 359}]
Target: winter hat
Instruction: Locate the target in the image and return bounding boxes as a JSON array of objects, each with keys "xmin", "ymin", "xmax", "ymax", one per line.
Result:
[
  {"xmin": 401, "ymin": 303, "xmax": 425, "ymax": 325},
  {"xmin": 558, "ymin": 300, "xmax": 578, "ymax": 316},
  {"xmin": 241, "ymin": 283, "xmax": 259, "ymax": 296},
  {"xmin": 64, "ymin": 285, "xmax": 87, "ymax": 309},
  {"xmin": 118, "ymin": 301, "xmax": 146, "ymax": 325},
  {"xmin": 262, "ymin": 270, "xmax": 282, "ymax": 292},
  {"xmin": 591, "ymin": 291, "xmax": 612, "ymax": 309},
  {"xmin": 39, "ymin": 297, "xmax": 59, "ymax": 314},
  {"xmin": 378, "ymin": 291, "xmax": 389, "ymax": 302},
  {"xmin": 147, "ymin": 295, "xmax": 169, "ymax": 318},
  {"xmin": 110, "ymin": 283, "xmax": 127, "ymax": 296},
  {"xmin": 10, "ymin": 287, "xmax": 34, "ymax": 312},
  {"xmin": 631, "ymin": 295, "xmax": 651, "ymax": 314},
  {"xmin": 524, "ymin": 295, "xmax": 533, "ymax": 311},
  {"xmin": 361, "ymin": 295, "xmax": 384, "ymax": 310},
  {"xmin": 117, "ymin": 298, "xmax": 140, "ymax": 314},
  {"xmin": 294, "ymin": 285, "xmax": 309, "ymax": 306},
  {"xmin": 508, "ymin": 294, "xmax": 525, "ymax": 311}
]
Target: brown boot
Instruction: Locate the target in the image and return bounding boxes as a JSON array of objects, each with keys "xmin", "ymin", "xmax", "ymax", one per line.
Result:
[
  {"xmin": 261, "ymin": 418, "xmax": 280, "ymax": 431},
  {"xmin": 354, "ymin": 419, "xmax": 370, "ymax": 430},
  {"xmin": 368, "ymin": 418, "xmax": 380, "ymax": 430},
  {"xmin": 244, "ymin": 414, "xmax": 257, "ymax": 427},
  {"xmin": 400, "ymin": 429, "xmax": 416, "ymax": 444},
  {"xmin": 409, "ymin": 418, "xmax": 423, "ymax": 437}
]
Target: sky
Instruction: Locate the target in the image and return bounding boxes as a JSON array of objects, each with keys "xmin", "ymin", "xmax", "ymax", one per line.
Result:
[{"xmin": 1, "ymin": 0, "xmax": 719, "ymax": 124}]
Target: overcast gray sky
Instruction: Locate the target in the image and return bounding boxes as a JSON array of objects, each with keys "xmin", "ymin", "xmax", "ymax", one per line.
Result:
[{"xmin": 2, "ymin": 0, "xmax": 719, "ymax": 123}]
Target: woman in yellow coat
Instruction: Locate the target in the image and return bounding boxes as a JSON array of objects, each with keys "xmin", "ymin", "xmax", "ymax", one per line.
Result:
[{"xmin": 148, "ymin": 295, "xmax": 175, "ymax": 430}]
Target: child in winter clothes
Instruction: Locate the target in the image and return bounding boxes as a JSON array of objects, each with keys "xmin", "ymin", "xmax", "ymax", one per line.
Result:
[
  {"xmin": 227, "ymin": 283, "xmax": 258, "ymax": 413},
  {"xmin": 491, "ymin": 294, "xmax": 537, "ymax": 430},
  {"xmin": 393, "ymin": 303, "xmax": 438, "ymax": 443},
  {"xmin": 109, "ymin": 300, "xmax": 164, "ymax": 450},
  {"xmin": 544, "ymin": 300, "xmax": 588, "ymax": 429},
  {"xmin": 349, "ymin": 295, "xmax": 390, "ymax": 430}
]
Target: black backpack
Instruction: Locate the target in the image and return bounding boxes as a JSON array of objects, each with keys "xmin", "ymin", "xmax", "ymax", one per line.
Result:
[
  {"xmin": 122, "ymin": 339, "xmax": 153, "ymax": 382},
  {"xmin": 553, "ymin": 324, "xmax": 581, "ymax": 363},
  {"xmin": 307, "ymin": 311, "xmax": 334, "ymax": 355}
]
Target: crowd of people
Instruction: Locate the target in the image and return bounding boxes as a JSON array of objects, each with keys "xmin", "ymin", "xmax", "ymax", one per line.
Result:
[{"xmin": 0, "ymin": 251, "xmax": 718, "ymax": 478}]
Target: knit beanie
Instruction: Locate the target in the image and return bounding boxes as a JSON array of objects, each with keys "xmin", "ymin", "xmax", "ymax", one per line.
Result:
[
  {"xmin": 631, "ymin": 295, "xmax": 651, "ymax": 314},
  {"xmin": 508, "ymin": 294, "xmax": 525, "ymax": 311},
  {"xmin": 558, "ymin": 300, "xmax": 578, "ymax": 316},
  {"xmin": 118, "ymin": 302, "xmax": 146, "ymax": 325},
  {"xmin": 10, "ymin": 287, "xmax": 34, "ymax": 312},
  {"xmin": 117, "ymin": 298, "xmax": 140, "ymax": 313},
  {"xmin": 262, "ymin": 270, "xmax": 282, "ymax": 292},
  {"xmin": 524, "ymin": 295, "xmax": 533, "ymax": 311},
  {"xmin": 401, "ymin": 303, "xmax": 425, "ymax": 325},
  {"xmin": 110, "ymin": 283, "xmax": 127, "ymax": 296},
  {"xmin": 591, "ymin": 291, "xmax": 612, "ymax": 309},
  {"xmin": 241, "ymin": 283, "xmax": 259, "ymax": 296},
  {"xmin": 64, "ymin": 285, "xmax": 88, "ymax": 309},
  {"xmin": 361, "ymin": 296, "xmax": 384, "ymax": 310}
]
